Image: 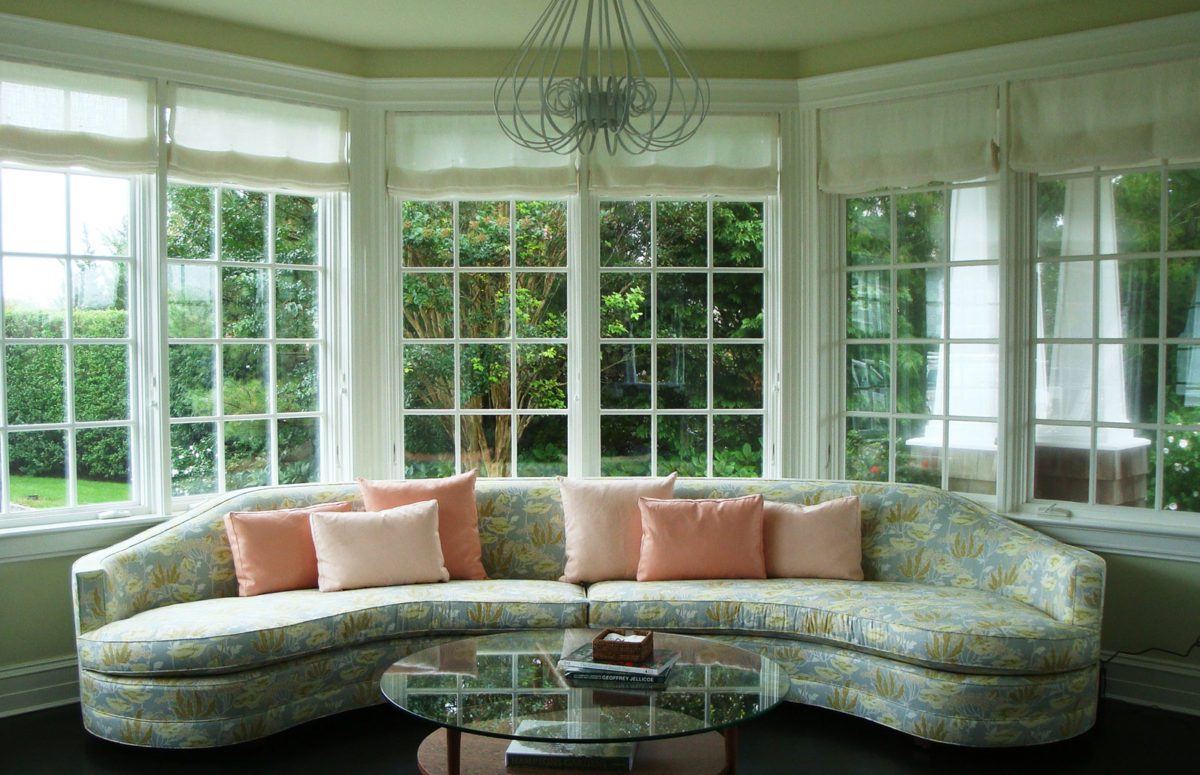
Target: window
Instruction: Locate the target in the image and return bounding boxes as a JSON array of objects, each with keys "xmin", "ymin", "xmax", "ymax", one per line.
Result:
[
  {"xmin": 843, "ymin": 182, "xmax": 1000, "ymax": 494},
  {"xmin": 1034, "ymin": 164, "xmax": 1200, "ymax": 512},
  {"xmin": 599, "ymin": 200, "xmax": 766, "ymax": 477},
  {"xmin": 1, "ymin": 166, "xmax": 138, "ymax": 515},
  {"xmin": 166, "ymin": 184, "xmax": 326, "ymax": 497},
  {"xmin": 400, "ymin": 200, "xmax": 569, "ymax": 478}
]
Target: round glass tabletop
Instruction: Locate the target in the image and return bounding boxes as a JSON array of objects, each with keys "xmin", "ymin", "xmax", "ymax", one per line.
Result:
[{"xmin": 380, "ymin": 629, "xmax": 791, "ymax": 744}]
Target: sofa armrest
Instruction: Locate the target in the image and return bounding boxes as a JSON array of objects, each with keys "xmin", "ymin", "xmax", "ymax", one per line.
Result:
[{"xmin": 1006, "ymin": 535, "xmax": 1105, "ymax": 629}]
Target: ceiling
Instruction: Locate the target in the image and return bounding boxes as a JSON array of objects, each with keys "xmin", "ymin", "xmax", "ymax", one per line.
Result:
[{"xmin": 117, "ymin": 0, "xmax": 1063, "ymax": 51}]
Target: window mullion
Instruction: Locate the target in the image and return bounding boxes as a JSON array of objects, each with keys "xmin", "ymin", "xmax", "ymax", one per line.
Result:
[{"xmin": 571, "ymin": 177, "xmax": 601, "ymax": 477}]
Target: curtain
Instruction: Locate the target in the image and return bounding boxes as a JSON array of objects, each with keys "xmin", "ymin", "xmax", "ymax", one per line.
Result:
[
  {"xmin": 589, "ymin": 114, "xmax": 778, "ymax": 197},
  {"xmin": 387, "ymin": 113, "xmax": 577, "ymax": 198},
  {"xmin": 1010, "ymin": 57, "xmax": 1200, "ymax": 173},
  {"xmin": 818, "ymin": 86, "xmax": 998, "ymax": 194},
  {"xmin": 168, "ymin": 85, "xmax": 349, "ymax": 192},
  {"xmin": 0, "ymin": 59, "xmax": 156, "ymax": 174}
]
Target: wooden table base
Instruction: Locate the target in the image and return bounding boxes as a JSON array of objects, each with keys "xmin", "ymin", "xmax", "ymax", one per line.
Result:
[{"xmin": 417, "ymin": 727, "xmax": 733, "ymax": 775}]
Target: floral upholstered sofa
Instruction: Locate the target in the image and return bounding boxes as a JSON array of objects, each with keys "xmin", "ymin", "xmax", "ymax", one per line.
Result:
[{"xmin": 71, "ymin": 479, "xmax": 1104, "ymax": 749}]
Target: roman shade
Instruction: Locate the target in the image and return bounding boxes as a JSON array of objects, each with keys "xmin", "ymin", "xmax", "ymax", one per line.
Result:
[
  {"xmin": 818, "ymin": 86, "xmax": 999, "ymax": 194},
  {"xmin": 0, "ymin": 59, "xmax": 156, "ymax": 174},
  {"xmin": 1009, "ymin": 57, "xmax": 1200, "ymax": 173},
  {"xmin": 387, "ymin": 113, "xmax": 577, "ymax": 198},
  {"xmin": 168, "ymin": 85, "xmax": 349, "ymax": 191}
]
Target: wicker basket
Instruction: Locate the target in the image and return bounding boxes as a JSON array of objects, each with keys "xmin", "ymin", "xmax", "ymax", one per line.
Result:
[{"xmin": 591, "ymin": 628, "xmax": 654, "ymax": 664}]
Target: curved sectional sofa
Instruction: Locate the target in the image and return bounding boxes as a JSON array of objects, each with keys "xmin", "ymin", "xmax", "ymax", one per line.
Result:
[{"xmin": 71, "ymin": 478, "xmax": 1104, "ymax": 749}]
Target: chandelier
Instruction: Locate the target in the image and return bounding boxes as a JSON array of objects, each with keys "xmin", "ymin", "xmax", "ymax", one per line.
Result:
[{"xmin": 495, "ymin": 0, "xmax": 710, "ymax": 155}]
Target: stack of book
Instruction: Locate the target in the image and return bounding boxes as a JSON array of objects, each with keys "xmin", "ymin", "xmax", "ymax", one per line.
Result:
[{"xmin": 556, "ymin": 641, "xmax": 679, "ymax": 689}]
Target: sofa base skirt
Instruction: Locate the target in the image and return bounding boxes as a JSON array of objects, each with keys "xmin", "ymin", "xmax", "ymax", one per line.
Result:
[{"xmin": 79, "ymin": 633, "xmax": 1098, "ymax": 749}]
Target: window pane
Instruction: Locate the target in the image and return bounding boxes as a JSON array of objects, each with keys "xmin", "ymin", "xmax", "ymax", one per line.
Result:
[
  {"xmin": 657, "ymin": 273, "xmax": 707, "ymax": 338},
  {"xmin": 8, "ymin": 429, "xmax": 65, "ymax": 509},
  {"xmin": 1109, "ymin": 172, "xmax": 1160, "ymax": 254},
  {"xmin": 71, "ymin": 175, "xmax": 130, "ymax": 257},
  {"xmin": 226, "ymin": 419, "xmax": 269, "ymax": 489},
  {"xmin": 897, "ymin": 268, "xmax": 943, "ymax": 339},
  {"xmin": 76, "ymin": 426, "xmax": 131, "ymax": 504},
  {"xmin": 274, "ymin": 195, "xmax": 318, "ymax": 265},
  {"xmin": 220, "ymin": 189, "xmax": 267, "ymax": 261},
  {"xmin": 403, "ymin": 201, "xmax": 453, "ymax": 267},
  {"xmin": 167, "ymin": 264, "xmax": 216, "ymax": 339},
  {"xmin": 1102, "ymin": 259, "xmax": 1158, "ymax": 339},
  {"xmin": 515, "ymin": 273, "xmax": 566, "ymax": 338},
  {"xmin": 278, "ymin": 344, "xmax": 319, "ymax": 413},
  {"xmin": 402, "ymin": 272, "xmax": 454, "ymax": 339},
  {"xmin": 275, "ymin": 269, "xmax": 318, "ymax": 339},
  {"xmin": 1101, "ymin": 343, "xmax": 1156, "ymax": 425},
  {"xmin": 517, "ymin": 344, "xmax": 566, "ymax": 410},
  {"xmin": 1166, "ymin": 258, "xmax": 1200, "ymax": 339},
  {"xmin": 6, "ymin": 345, "xmax": 64, "ymax": 424},
  {"xmin": 517, "ymin": 415, "xmax": 566, "ymax": 476},
  {"xmin": 1037, "ymin": 343, "xmax": 1092, "ymax": 421},
  {"xmin": 847, "ymin": 196, "xmax": 890, "ymax": 266},
  {"xmin": 1039, "ymin": 261, "xmax": 1093, "ymax": 338},
  {"xmin": 4, "ymin": 256, "xmax": 66, "ymax": 338},
  {"xmin": 600, "ymin": 272, "xmax": 650, "ymax": 338},
  {"xmin": 223, "ymin": 344, "xmax": 268, "ymax": 415},
  {"xmin": 461, "ymin": 415, "xmax": 510, "ymax": 476},
  {"xmin": 1163, "ymin": 430, "xmax": 1200, "ymax": 511},
  {"xmin": 713, "ymin": 202, "xmax": 763, "ymax": 268},
  {"xmin": 945, "ymin": 421, "xmax": 996, "ymax": 495},
  {"xmin": 459, "ymin": 201, "xmax": 510, "ymax": 267},
  {"xmin": 2, "ymin": 169, "xmax": 65, "ymax": 255},
  {"xmin": 657, "ymin": 344, "xmax": 706, "ymax": 409},
  {"xmin": 949, "ymin": 186, "xmax": 998, "ymax": 262},
  {"xmin": 1036, "ymin": 179, "xmax": 1067, "ymax": 258},
  {"xmin": 897, "ymin": 344, "xmax": 941, "ymax": 415},
  {"xmin": 404, "ymin": 344, "xmax": 454, "ymax": 410},
  {"xmin": 601, "ymin": 201, "xmax": 651, "ymax": 267},
  {"xmin": 171, "ymin": 422, "xmax": 216, "ymax": 496},
  {"xmin": 897, "ymin": 418, "xmax": 941, "ymax": 486},
  {"xmin": 713, "ymin": 415, "xmax": 761, "ymax": 477},
  {"xmin": 846, "ymin": 416, "xmax": 888, "ymax": 480},
  {"xmin": 896, "ymin": 191, "xmax": 945, "ymax": 264},
  {"xmin": 516, "ymin": 201, "xmax": 566, "ymax": 267},
  {"xmin": 712, "ymin": 274, "xmax": 762, "ymax": 338},
  {"xmin": 713, "ymin": 344, "xmax": 762, "ymax": 409},
  {"xmin": 461, "ymin": 344, "xmax": 510, "ymax": 409},
  {"xmin": 846, "ymin": 344, "xmax": 889, "ymax": 413},
  {"xmin": 74, "ymin": 344, "xmax": 128, "ymax": 422},
  {"xmin": 278, "ymin": 417, "xmax": 318, "ymax": 484},
  {"xmin": 657, "ymin": 415, "xmax": 706, "ymax": 476},
  {"xmin": 405, "ymin": 415, "xmax": 455, "ymax": 478},
  {"xmin": 222, "ymin": 266, "xmax": 268, "ymax": 338},
  {"xmin": 847, "ymin": 270, "xmax": 890, "ymax": 339},
  {"xmin": 656, "ymin": 201, "xmax": 707, "ymax": 267},
  {"xmin": 1168, "ymin": 168, "xmax": 1200, "ymax": 251},
  {"xmin": 947, "ymin": 265, "xmax": 998, "ymax": 339},
  {"xmin": 601, "ymin": 415, "xmax": 650, "ymax": 475},
  {"xmin": 72, "ymin": 261, "xmax": 129, "ymax": 338},
  {"xmin": 947, "ymin": 344, "xmax": 998, "ymax": 418},
  {"xmin": 460, "ymin": 273, "xmax": 510, "ymax": 338},
  {"xmin": 600, "ymin": 344, "xmax": 650, "ymax": 409},
  {"xmin": 167, "ymin": 185, "xmax": 214, "ymax": 259},
  {"xmin": 1167, "ymin": 344, "xmax": 1200, "ymax": 426},
  {"xmin": 169, "ymin": 344, "xmax": 215, "ymax": 417}
]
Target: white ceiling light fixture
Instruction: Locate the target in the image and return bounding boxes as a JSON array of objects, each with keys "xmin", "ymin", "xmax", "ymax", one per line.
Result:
[{"xmin": 495, "ymin": 0, "xmax": 710, "ymax": 155}]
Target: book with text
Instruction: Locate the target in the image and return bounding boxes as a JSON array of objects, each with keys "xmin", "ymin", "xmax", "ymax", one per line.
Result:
[{"xmin": 557, "ymin": 643, "xmax": 679, "ymax": 677}]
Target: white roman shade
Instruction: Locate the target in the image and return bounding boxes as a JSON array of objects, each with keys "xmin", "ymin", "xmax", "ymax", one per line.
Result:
[
  {"xmin": 168, "ymin": 85, "xmax": 349, "ymax": 192},
  {"xmin": 0, "ymin": 60, "xmax": 156, "ymax": 174},
  {"xmin": 1010, "ymin": 57, "xmax": 1200, "ymax": 173},
  {"xmin": 590, "ymin": 114, "xmax": 779, "ymax": 197},
  {"xmin": 387, "ymin": 113, "xmax": 577, "ymax": 198},
  {"xmin": 818, "ymin": 86, "xmax": 999, "ymax": 194}
]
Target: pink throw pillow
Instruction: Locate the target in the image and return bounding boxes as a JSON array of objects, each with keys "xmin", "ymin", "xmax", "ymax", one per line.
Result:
[
  {"xmin": 310, "ymin": 501, "xmax": 450, "ymax": 592},
  {"xmin": 557, "ymin": 474, "xmax": 677, "ymax": 583},
  {"xmin": 356, "ymin": 470, "xmax": 486, "ymax": 580},
  {"xmin": 223, "ymin": 501, "xmax": 353, "ymax": 596},
  {"xmin": 636, "ymin": 494, "xmax": 766, "ymax": 582},
  {"xmin": 763, "ymin": 497, "xmax": 864, "ymax": 580}
]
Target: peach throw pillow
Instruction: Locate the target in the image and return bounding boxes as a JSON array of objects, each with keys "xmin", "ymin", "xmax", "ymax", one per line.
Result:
[
  {"xmin": 310, "ymin": 501, "xmax": 450, "ymax": 592},
  {"xmin": 557, "ymin": 474, "xmax": 676, "ymax": 583},
  {"xmin": 636, "ymin": 494, "xmax": 766, "ymax": 581},
  {"xmin": 763, "ymin": 496, "xmax": 864, "ymax": 580},
  {"xmin": 356, "ymin": 470, "xmax": 486, "ymax": 580},
  {"xmin": 223, "ymin": 501, "xmax": 352, "ymax": 596}
]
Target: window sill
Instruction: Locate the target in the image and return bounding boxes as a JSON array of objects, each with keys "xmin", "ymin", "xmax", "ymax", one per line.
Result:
[
  {"xmin": 1009, "ymin": 507, "xmax": 1200, "ymax": 564},
  {"xmin": 0, "ymin": 514, "xmax": 166, "ymax": 565}
]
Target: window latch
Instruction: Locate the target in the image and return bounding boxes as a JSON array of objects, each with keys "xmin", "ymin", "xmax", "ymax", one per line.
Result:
[{"xmin": 1038, "ymin": 503, "xmax": 1072, "ymax": 519}]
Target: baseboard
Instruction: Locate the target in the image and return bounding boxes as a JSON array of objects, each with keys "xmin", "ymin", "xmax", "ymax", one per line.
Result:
[
  {"xmin": 0, "ymin": 656, "xmax": 79, "ymax": 719},
  {"xmin": 1101, "ymin": 651, "xmax": 1200, "ymax": 717}
]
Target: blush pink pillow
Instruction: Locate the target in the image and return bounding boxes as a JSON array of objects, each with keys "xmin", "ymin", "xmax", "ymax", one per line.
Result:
[
  {"xmin": 309, "ymin": 501, "xmax": 450, "ymax": 592},
  {"xmin": 356, "ymin": 470, "xmax": 486, "ymax": 580},
  {"xmin": 636, "ymin": 494, "xmax": 766, "ymax": 582},
  {"xmin": 223, "ymin": 501, "xmax": 352, "ymax": 596},
  {"xmin": 763, "ymin": 497, "xmax": 864, "ymax": 580},
  {"xmin": 557, "ymin": 474, "xmax": 676, "ymax": 583}
]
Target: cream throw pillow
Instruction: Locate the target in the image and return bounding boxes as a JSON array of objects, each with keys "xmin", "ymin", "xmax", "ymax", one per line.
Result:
[
  {"xmin": 763, "ymin": 496, "xmax": 864, "ymax": 580},
  {"xmin": 310, "ymin": 500, "xmax": 450, "ymax": 592},
  {"xmin": 556, "ymin": 473, "xmax": 676, "ymax": 583}
]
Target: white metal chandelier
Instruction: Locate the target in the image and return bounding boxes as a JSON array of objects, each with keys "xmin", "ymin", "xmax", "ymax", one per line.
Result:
[{"xmin": 494, "ymin": 0, "xmax": 710, "ymax": 155}]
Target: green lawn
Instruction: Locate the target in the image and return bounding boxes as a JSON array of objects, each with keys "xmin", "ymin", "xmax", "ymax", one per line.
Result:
[{"xmin": 9, "ymin": 475, "xmax": 130, "ymax": 509}]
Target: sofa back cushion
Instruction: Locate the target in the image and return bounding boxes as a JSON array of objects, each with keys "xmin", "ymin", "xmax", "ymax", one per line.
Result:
[
  {"xmin": 636, "ymin": 494, "xmax": 766, "ymax": 581},
  {"xmin": 763, "ymin": 496, "xmax": 864, "ymax": 580}
]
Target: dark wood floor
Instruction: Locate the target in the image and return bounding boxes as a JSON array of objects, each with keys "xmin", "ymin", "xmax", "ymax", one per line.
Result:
[{"xmin": 1, "ymin": 698, "xmax": 1194, "ymax": 774}]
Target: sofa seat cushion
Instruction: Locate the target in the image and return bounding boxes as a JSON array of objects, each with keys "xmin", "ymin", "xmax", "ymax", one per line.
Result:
[
  {"xmin": 586, "ymin": 579, "xmax": 1098, "ymax": 674},
  {"xmin": 78, "ymin": 580, "xmax": 588, "ymax": 676}
]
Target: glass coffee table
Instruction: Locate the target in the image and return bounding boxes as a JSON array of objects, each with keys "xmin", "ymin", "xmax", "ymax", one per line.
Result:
[{"xmin": 381, "ymin": 629, "xmax": 791, "ymax": 775}]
